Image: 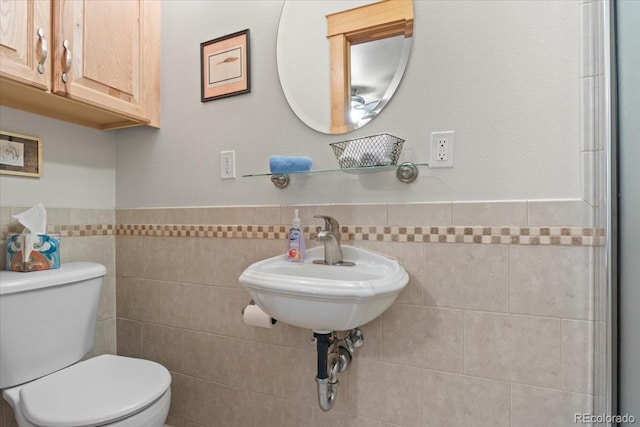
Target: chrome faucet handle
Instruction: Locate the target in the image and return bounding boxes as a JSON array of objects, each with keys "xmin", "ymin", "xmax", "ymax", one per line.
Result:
[{"xmin": 314, "ymin": 215, "xmax": 340, "ymax": 235}]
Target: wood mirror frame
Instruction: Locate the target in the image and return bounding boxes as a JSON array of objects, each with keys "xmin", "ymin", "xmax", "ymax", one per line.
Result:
[
  {"xmin": 327, "ymin": 0, "xmax": 414, "ymax": 133},
  {"xmin": 276, "ymin": 0, "xmax": 413, "ymax": 134}
]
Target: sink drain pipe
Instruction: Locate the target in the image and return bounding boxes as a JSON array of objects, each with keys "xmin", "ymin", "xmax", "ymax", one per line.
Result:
[{"xmin": 314, "ymin": 332, "xmax": 339, "ymax": 412}]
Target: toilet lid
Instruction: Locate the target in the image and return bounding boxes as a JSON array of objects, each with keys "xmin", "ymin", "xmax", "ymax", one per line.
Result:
[{"xmin": 19, "ymin": 354, "xmax": 171, "ymax": 427}]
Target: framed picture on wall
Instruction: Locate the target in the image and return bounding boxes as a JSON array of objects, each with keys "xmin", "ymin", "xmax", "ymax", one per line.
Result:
[
  {"xmin": 200, "ymin": 29, "xmax": 251, "ymax": 102},
  {"xmin": 0, "ymin": 131, "xmax": 42, "ymax": 178}
]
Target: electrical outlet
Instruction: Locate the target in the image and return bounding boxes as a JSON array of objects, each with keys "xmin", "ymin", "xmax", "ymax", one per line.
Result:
[
  {"xmin": 430, "ymin": 131, "xmax": 454, "ymax": 168},
  {"xmin": 220, "ymin": 150, "xmax": 235, "ymax": 179}
]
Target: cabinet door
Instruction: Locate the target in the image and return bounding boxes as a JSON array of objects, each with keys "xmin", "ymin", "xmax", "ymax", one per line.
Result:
[
  {"xmin": 0, "ymin": 0, "xmax": 51, "ymax": 90},
  {"xmin": 52, "ymin": 0, "xmax": 155, "ymax": 125}
]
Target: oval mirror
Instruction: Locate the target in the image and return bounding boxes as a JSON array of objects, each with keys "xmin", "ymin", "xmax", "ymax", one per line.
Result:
[{"xmin": 277, "ymin": 0, "xmax": 414, "ymax": 134}]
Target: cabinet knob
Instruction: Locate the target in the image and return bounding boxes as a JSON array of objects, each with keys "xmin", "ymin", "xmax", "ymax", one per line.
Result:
[
  {"xmin": 62, "ymin": 40, "xmax": 72, "ymax": 83},
  {"xmin": 36, "ymin": 28, "xmax": 47, "ymax": 74}
]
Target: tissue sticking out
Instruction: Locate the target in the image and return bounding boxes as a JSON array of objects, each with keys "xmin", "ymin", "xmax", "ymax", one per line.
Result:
[
  {"xmin": 12, "ymin": 203, "xmax": 47, "ymax": 235},
  {"xmin": 6, "ymin": 203, "xmax": 60, "ymax": 272}
]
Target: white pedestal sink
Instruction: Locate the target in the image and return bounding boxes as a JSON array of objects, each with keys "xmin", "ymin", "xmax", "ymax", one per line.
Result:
[{"xmin": 239, "ymin": 246, "xmax": 408, "ymax": 333}]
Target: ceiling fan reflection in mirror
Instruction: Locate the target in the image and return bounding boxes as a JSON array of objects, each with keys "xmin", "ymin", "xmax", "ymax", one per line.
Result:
[
  {"xmin": 350, "ymin": 87, "xmax": 380, "ymax": 127},
  {"xmin": 277, "ymin": 0, "xmax": 414, "ymax": 135}
]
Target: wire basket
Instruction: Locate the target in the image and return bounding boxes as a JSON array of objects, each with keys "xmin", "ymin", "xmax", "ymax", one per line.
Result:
[{"xmin": 330, "ymin": 133, "xmax": 405, "ymax": 169}]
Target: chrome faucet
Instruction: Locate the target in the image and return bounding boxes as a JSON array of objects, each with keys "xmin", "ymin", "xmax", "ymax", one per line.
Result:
[{"xmin": 313, "ymin": 216, "xmax": 355, "ymax": 266}]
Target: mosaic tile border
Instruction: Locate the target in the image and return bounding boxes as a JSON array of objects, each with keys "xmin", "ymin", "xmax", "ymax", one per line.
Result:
[
  {"xmin": 1, "ymin": 223, "xmax": 603, "ymax": 246},
  {"xmin": 114, "ymin": 224, "xmax": 604, "ymax": 246},
  {"xmin": 1, "ymin": 224, "xmax": 115, "ymax": 240}
]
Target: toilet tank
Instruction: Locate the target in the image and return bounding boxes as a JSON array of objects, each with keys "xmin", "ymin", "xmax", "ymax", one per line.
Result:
[{"xmin": 0, "ymin": 262, "xmax": 106, "ymax": 388}]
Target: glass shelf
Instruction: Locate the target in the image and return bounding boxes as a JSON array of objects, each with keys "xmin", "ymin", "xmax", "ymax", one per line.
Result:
[{"xmin": 242, "ymin": 162, "xmax": 429, "ymax": 188}]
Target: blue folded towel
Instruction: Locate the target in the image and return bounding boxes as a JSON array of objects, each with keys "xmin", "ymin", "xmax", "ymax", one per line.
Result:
[{"xmin": 269, "ymin": 156, "xmax": 313, "ymax": 174}]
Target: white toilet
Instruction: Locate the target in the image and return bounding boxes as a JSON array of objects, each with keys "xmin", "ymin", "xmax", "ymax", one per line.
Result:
[{"xmin": 0, "ymin": 262, "xmax": 171, "ymax": 426}]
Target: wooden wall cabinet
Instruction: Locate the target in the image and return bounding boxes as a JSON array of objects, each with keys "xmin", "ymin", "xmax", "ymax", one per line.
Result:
[{"xmin": 0, "ymin": 0, "xmax": 160, "ymax": 130}]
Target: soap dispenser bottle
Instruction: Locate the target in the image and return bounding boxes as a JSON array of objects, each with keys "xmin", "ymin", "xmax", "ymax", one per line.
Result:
[{"xmin": 287, "ymin": 209, "xmax": 306, "ymax": 262}]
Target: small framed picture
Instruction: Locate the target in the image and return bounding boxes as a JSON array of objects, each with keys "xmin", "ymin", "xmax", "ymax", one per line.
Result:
[
  {"xmin": 0, "ymin": 131, "xmax": 42, "ymax": 178},
  {"xmin": 201, "ymin": 29, "xmax": 251, "ymax": 102}
]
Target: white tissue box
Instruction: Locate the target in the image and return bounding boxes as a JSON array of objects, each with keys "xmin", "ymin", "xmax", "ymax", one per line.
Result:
[{"xmin": 6, "ymin": 234, "xmax": 60, "ymax": 272}]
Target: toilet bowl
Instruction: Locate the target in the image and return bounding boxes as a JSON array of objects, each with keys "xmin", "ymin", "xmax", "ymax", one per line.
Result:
[
  {"xmin": 2, "ymin": 355, "xmax": 171, "ymax": 427},
  {"xmin": 0, "ymin": 263, "xmax": 172, "ymax": 427}
]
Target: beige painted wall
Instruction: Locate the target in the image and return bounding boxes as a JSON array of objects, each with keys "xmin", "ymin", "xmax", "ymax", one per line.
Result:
[
  {"xmin": 115, "ymin": 0, "xmax": 580, "ymax": 207},
  {"xmin": 0, "ymin": 107, "xmax": 116, "ymax": 209}
]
